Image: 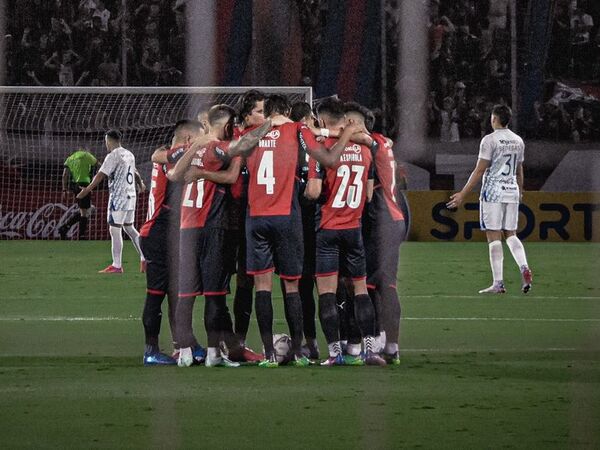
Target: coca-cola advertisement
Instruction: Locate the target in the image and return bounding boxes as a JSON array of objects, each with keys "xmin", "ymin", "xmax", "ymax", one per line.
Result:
[{"xmin": 0, "ymin": 188, "xmax": 148, "ymax": 240}]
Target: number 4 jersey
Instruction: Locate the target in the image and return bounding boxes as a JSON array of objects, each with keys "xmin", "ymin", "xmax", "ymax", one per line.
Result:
[
  {"xmin": 309, "ymin": 138, "xmax": 373, "ymax": 230},
  {"xmin": 98, "ymin": 146, "xmax": 137, "ymax": 211},
  {"xmin": 478, "ymin": 128, "xmax": 525, "ymax": 203}
]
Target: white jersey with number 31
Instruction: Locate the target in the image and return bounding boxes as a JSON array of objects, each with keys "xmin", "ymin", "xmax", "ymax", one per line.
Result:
[
  {"xmin": 99, "ymin": 146, "xmax": 137, "ymax": 211},
  {"xmin": 478, "ymin": 128, "xmax": 524, "ymax": 203}
]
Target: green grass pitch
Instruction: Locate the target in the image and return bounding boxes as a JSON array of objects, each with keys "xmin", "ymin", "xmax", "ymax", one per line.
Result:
[{"xmin": 1, "ymin": 241, "xmax": 599, "ymax": 449}]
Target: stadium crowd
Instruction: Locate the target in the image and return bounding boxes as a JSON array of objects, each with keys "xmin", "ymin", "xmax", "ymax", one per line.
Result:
[{"xmin": 3, "ymin": 0, "xmax": 600, "ymax": 142}]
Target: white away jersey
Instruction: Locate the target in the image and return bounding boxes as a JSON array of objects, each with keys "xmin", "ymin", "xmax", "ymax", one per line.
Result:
[
  {"xmin": 99, "ymin": 146, "xmax": 137, "ymax": 210},
  {"xmin": 478, "ymin": 128, "xmax": 524, "ymax": 203}
]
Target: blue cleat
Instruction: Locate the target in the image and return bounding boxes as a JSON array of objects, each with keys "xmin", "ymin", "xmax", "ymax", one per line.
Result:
[
  {"xmin": 143, "ymin": 352, "xmax": 177, "ymax": 366},
  {"xmin": 192, "ymin": 345, "xmax": 207, "ymax": 364}
]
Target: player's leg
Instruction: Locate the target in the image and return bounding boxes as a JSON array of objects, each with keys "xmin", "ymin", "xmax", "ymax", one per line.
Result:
[
  {"xmin": 273, "ymin": 216, "xmax": 306, "ymax": 365},
  {"xmin": 246, "ymin": 217, "xmax": 277, "ymax": 367},
  {"xmin": 123, "ymin": 210, "xmax": 145, "ymax": 263},
  {"xmin": 315, "ymin": 229, "xmax": 344, "ymax": 366},
  {"xmin": 299, "ymin": 275, "xmax": 319, "ymax": 358},
  {"xmin": 503, "ymin": 203, "xmax": 533, "ymax": 293},
  {"xmin": 99, "ymin": 210, "xmax": 124, "ymax": 273},
  {"xmin": 77, "ymin": 186, "xmax": 92, "ymax": 239},
  {"xmin": 341, "ymin": 278, "xmax": 363, "ymax": 364},
  {"xmin": 479, "ymin": 202, "xmax": 506, "ymax": 293}
]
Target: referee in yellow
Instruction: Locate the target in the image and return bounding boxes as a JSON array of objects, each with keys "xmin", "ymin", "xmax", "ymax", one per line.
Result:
[{"xmin": 59, "ymin": 148, "xmax": 99, "ymax": 240}]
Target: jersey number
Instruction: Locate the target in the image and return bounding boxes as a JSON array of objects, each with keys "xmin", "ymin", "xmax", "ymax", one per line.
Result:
[
  {"xmin": 257, "ymin": 151, "xmax": 275, "ymax": 195},
  {"xmin": 126, "ymin": 166, "xmax": 134, "ymax": 185},
  {"xmin": 332, "ymin": 165, "xmax": 365, "ymax": 209},
  {"xmin": 501, "ymin": 154, "xmax": 518, "ymax": 176},
  {"xmin": 182, "ymin": 180, "xmax": 205, "ymax": 208}
]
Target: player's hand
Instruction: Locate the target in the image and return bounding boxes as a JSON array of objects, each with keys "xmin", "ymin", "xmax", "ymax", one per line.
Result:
[
  {"xmin": 446, "ymin": 192, "xmax": 465, "ymax": 209},
  {"xmin": 76, "ymin": 187, "xmax": 88, "ymax": 200},
  {"xmin": 270, "ymin": 116, "xmax": 287, "ymax": 127},
  {"xmin": 138, "ymin": 182, "xmax": 146, "ymax": 193},
  {"xmin": 184, "ymin": 168, "xmax": 204, "ymax": 184}
]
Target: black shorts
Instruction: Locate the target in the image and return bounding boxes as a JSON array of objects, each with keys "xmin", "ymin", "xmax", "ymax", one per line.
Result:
[
  {"xmin": 179, "ymin": 227, "xmax": 231, "ymax": 297},
  {"xmin": 363, "ymin": 218, "xmax": 405, "ymax": 289},
  {"xmin": 71, "ymin": 183, "xmax": 91, "ymax": 209},
  {"xmin": 140, "ymin": 213, "xmax": 179, "ymax": 295},
  {"xmin": 246, "ymin": 214, "xmax": 303, "ymax": 280},
  {"xmin": 315, "ymin": 227, "xmax": 366, "ymax": 280}
]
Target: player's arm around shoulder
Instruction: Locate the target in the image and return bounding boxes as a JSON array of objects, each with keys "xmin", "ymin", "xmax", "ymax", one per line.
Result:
[{"xmin": 304, "ymin": 157, "xmax": 323, "ymax": 201}]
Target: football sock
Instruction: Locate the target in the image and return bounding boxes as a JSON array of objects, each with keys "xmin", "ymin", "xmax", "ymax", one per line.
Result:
[
  {"xmin": 207, "ymin": 347, "xmax": 220, "ymax": 360},
  {"xmin": 166, "ymin": 292, "xmax": 178, "ymax": 348},
  {"xmin": 506, "ymin": 235, "xmax": 529, "ymax": 268},
  {"xmin": 123, "ymin": 224, "xmax": 145, "ymax": 261},
  {"xmin": 79, "ymin": 216, "xmax": 89, "ymax": 238},
  {"xmin": 318, "ymin": 293, "xmax": 340, "ymax": 345},
  {"xmin": 384, "ymin": 342, "xmax": 399, "ymax": 355},
  {"xmin": 354, "ymin": 294, "xmax": 376, "ymax": 338},
  {"xmin": 63, "ymin": 212, "xmax": 81, "ymax": 229},
  {"xmin": 344, "ymin": 294, "xmax": 362, "ymax": 345},
  {"xmin": 284, "ymin": 292, "xmax": 304, "ymax": 356},
  {"xmin": 299, "ymin": 276, "xmax": 317, "ymax": 340},
  {"xmin": 109, "ymin": 225, "xmax": 123, "ymax": 268},
  {"xmin": 363, "ymin": 335, "xmax": 376, "ymax": 353},
  {"xmin": 488, "ymin": 240, "xmax": 504, "ymax": 283},
  {"xmin": 336, "ymin": 282, "xmax": 349, "ymax": 341},
  {"xmin": 233, "ymin": 285, "xmax": 253, "ymax": 343},
  {"xmin": 368, "ymin": 288, "xmax": 383, "ymax": 337},
  {"xmin": 346, "ymin": 343, "xmax": 361, "ymax": 356},
  {"xmin": 255, "ymin": 291, "xmax": 274, "ymax": 356},
  {"xmin": 174, "ymin": 296, "xmax": 196, "ymax": 349},
  {"xmin": 145, "ymin": 344, "xmax": 159, "ymax": 354},
  {"xmin": 142, "ymin": 292, "xmax": 165, "ymax": 347},
  {"xmin": 327, "ymin": 341, "xmax": 342, "ymax": 358},
  {"xmin": 204, "ymin": 295, "xmax": 226, "ymax": 348},
  {"xmin": 380, "ymin": 286, "xmax": 401, "ymax": 347}
]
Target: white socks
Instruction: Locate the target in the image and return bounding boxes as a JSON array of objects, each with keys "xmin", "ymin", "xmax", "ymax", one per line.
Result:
[
  {"xmin": 488, "ymin": 240, "xmax": 504, "ymax": 283},
  {"xmin": 123, "ymin": 224, "xmax": 145, "ymax": 261},
  {"xmin": 506, "ymin": 235, "xmax": 528, "ymax": 269},
  {"xmin": 109, "ymin": 225, "xmax": 123, "ymax": 268}
]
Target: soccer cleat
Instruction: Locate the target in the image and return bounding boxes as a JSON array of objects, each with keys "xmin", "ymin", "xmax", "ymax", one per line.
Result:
[
  {"xmin": 58, "ymin": 225, "xmax": 68, "ymax": 240},
  {"xmin": 320, "ymin": 354, "xmax": 345, "ymax": 366},
  {"xmin": 521, "ymin": 266, "xmax": 533, "ymax": 293},
  {"xmin": 478, "ymin": 281, "xmax": 506, "ymax": 294},
  {"xmin": 290, "ymin": 355, "xmax": 310, "ymax": 367},
  {"xmin": 228, "ymin": 345, "xmax": 264, "ymax": 363},
  {"xmin": 258, "ymin": 354, "xmax": 279, "ymax": 368},
  {"xmin": 383, "ymin": 352, "xmax": 401, "ymax": 366},
  {"xmin": 301, "ymin": 343, "xmax": 320, "ymax": 360},
  {"xmin": 140, "ymin": 260, "xmax": 147, "ymax": 273},
  {"xmin": 343, "ymin": 354, "xmax": 365, "ymax": 366},
  {"xmin": 177, "ymin": 347, "xmax": 194, "ymax": 367},
  {"xmin": 98, "ymin": 265, "xmax": 123, "ymax": 274},
  {"xmin": 192, "ymin": 345, "xmax": 207, "ymax": 364},
  {"xmin": 143, "ymin": 352, "xmax": 177, "ymax": 366},
  {"xmin": 364, "ymin": 350, "xmax": 387, "ymax": 366},
  {"xmin": 205, "ymin": 353, "xmax": 240, "ymax": 368}
]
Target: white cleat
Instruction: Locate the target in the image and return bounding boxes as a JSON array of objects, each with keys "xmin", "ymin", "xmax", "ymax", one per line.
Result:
[
  {"xmin": 205, "ymin": 353, "xmax": 240, "ymax": 368},
  {"xmin": 478, "ymin": 282, "xmax": 506, "ymax": 294},
  {"xmin": 521, "ymin": 266, "xmax": 533, "ymax": 294},
  {"xmin": 177, "ymin": 347, "xmax": 194, "ymax": 367}
]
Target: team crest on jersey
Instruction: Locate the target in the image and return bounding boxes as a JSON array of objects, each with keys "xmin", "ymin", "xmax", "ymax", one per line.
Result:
[
  {"xmin": 265, "ymin": 130, "xmax": 280, "ymax": 140},
  {"xmin": 347, "ymin": 143, "xmax": 362, "ymax": 153}
]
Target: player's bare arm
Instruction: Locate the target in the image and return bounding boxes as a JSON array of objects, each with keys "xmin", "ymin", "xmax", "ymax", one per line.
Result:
[
  {"xmin": 446, "ymin": 158, "xmax": 490, "ymax": 209},
  {"xmin": 150, "ymin": 145, "xmax": 169, "ymax": 164},
  {"xmin": 76, "ymin": 171, "xmax": 107, "ymax": 199},
  {"xmin": 312, "ymin": 122, "xmax": 362, "ymax": 168},
  {"xmin": 228, "ymin": 119, "xmax": 272, "ymax": 158},
  {"xmin": 184, "ymin": 156, "xmax": 242, "ymax": 185},
  {"xmin": 366, "ymin": 179, "xmax": 374, "ymax": 202},
  {"xmin": 517, "ymin": 163, "xmax": 524, "ymax": 200},
  {"xmin": 167, "ymin": 134, "xmax": 215, "ymax": 181},
  {"xmin": 304, "ymin": 178, "xmax": 322, "ymax": 201},
  {"xmin": 135, "ymin": 170, "xmax": 146, "ymax": 193}
]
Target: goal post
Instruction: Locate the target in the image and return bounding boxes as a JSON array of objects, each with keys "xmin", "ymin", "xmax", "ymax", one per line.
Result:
[{"xmin": 0, "ymin": 86, "xmax": 312, "ymax": 240}]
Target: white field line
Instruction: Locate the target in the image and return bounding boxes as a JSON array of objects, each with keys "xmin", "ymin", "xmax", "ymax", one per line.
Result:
[
  {"xmin": 405, "ymin": 295, "xmax": 600, "ymax": 300},
  {"xmin": 0, "ymin": 316, "xmax": 599, "ymax": 323}
]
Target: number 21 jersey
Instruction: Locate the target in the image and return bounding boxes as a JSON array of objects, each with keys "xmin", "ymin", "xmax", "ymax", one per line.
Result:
[{"xmin": 478, "ymin": 128, "xmax": 524, "ymax": 203}]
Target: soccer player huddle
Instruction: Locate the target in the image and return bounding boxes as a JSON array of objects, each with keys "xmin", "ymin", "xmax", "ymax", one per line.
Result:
[{"xmin": 138, "ymin": 90, "xmax": 406, "ymax": 368}]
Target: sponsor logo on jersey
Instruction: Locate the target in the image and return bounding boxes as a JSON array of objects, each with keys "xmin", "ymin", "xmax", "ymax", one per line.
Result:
[
  {"xmin": 347, "ymin": 144, "xmax": 362, "ymax": 154},
  {"xmin": 265, "ymin": 130, "xmax": 280, "ymax": 140}
]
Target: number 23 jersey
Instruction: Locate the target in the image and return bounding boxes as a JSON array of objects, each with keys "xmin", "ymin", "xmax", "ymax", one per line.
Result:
[
  {"xmin": 99, "ymin": 146, "xmax": 137, "ymax": 211},
  {"xmin": 478, "ymin": 128, "xmax": 524, "ymax": 203}
]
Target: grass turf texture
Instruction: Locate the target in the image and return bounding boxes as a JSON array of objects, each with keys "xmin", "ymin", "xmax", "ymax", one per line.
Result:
[{"xmin": 1, "ymin": 241, "xmax": 599, "ymax": 449}]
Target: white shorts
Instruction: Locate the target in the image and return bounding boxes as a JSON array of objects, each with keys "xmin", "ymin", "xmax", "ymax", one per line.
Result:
[
  {"xmin": 108, "ymin": 209, "xmax": 135, "ymax": 226},
  {"xmin": 480, "ymin": 202, "xmax": 519, "ymax": 231}
]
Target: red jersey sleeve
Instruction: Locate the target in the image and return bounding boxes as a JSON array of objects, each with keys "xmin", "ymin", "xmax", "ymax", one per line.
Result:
[
  {"xmin": 307, "ymin": 156, "xmax": 324, "ymax": 180},
  {"xmin": 298, "ymin": 123, "xmax": 322, "ymax": 156}
]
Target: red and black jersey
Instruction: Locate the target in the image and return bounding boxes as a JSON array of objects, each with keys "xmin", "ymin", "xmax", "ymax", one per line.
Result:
[
  {"xmin": 244, "ymin": 121, "xmax": 320, "ymax": 217},
  {"xmin": 140, "ymin": 144, "xmax": 187, "ymax": 237},
  {"xmin": 369, "ymin": 133, "xmax": 404, "ymax": 222},
  {"xmin": 180, "ymin": 140, "xmax": 231, "ymax": 229},
  {"xmin": 308, "ymin": 138, "xmax": 373, "ymax": 230}
]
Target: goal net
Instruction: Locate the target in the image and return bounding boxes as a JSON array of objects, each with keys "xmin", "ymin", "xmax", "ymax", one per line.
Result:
[{"xmin": 0, "ymin": 86, "xmax": 312, "ymax": 240}]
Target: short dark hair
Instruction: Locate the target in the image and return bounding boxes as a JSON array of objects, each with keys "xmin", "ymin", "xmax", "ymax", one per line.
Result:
[
  {"xmin": 492, "ymin": 104, "xmax": 512, "ymax": 127},
  {"xmin": 237, "ymin": 89, "xmax": 265, "ymax": 121},
  {"xmin": 365, "ymin": 110, "xmax": 376, "ymax": 133},
  {"xmin": 344, "ymin": 101, "xmax": 370, "ymax": 122},
  {"xmin": 264, "ymin": 94, "xmax": 290, "ymax": 118},
  {"xmin": 208, "ymin": 104, "xmax": 236, "ymax": 126},
  {"xmin": 290, "ymin": 101, "xmax": 313, "ymax": 122},
  {"xmin": 316, "ymin": 97, "xmax": 345, "ymax": 122},
  {"xmin": 105, "ymin": 129, "xmax": 122, "ymax": 141},
  {"xmin": 174, "ymin": 119, "xmax": 202, "ymax": 134}
]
